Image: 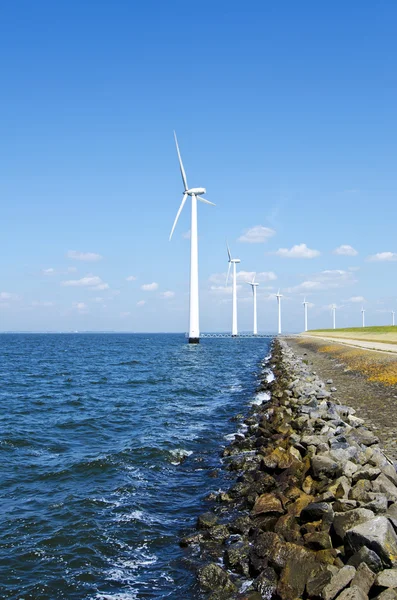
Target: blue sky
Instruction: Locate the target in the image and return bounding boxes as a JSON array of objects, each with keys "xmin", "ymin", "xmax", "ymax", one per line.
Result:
[{"xmin": 1, "ymin": 1, "xmax": 396, "ymax": 332}]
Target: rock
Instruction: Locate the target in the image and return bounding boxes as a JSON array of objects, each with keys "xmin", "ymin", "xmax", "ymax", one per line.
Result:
[
  {"xmin": 254, "ymin": 566, "xmax": 278, "ymax": 599},
  {"xmin": 261, "ymin": 447, "xmax": 295, "ymax": 470},
  {"xmin": 179, "ymin": 532, "xmax": 204, "ymax": 546},
  {"xmin": 328, "ymin": 476, "xmax": 351, "ymax": 500},
  {"xmin": 350, "ymin": 562, "xmax": 376, "ymax": 594},
  {"xmin": 373, "ymin": 590, "xmax": 397, "ymax": 600},
  {"xmin": 322, "ymin": 565, "xmax": 356, "ymax": 600},
  {"xmin": 333, "ymin": 509, "xmax": 375, "ymax": 541},
  {"xmin": 344, "ymin": 461, "xmax": 359, "ymax": 478},
  {"xmin": 302, "ymin": 435, "xmax": 331, "ymax": 447},
  {"xmin": 206, "ymin": 525, "xmax": 230, "ymax": 543},
  {"xmin": 312, "ymin": 455, "xmax": 342, "ymax": 479},
  {"xmin": 373, "ymin": 474, "xmax": 397, "ymax": 502},
  {"xmin": 229, "ymin": 515, "xmax": 251, "ymax": 534},
  {"xmin": 224, "ymin": 541, "xmax": 250, "ymax": 576},
  {"xmin": 277, "ymin": 555, "xmax": 318, "ymax": 600},
  {"xmin": 383, "ymin": 464, "xmax": 397, "ymax": 487},
  {"xmin": 352, "ymin": 467, "xmax": 381, "ymax": 483},
  {"xmin": 333, "ymin": 500, "xmax": 359, "ymax": 512},
  {"xmin": 301, "ymin": 502, "xmax": 334, "ymax": 523},
  {"xmin": 306, "ymin": 565, "xmax": 337, "ymax": 597},
  {"xmin": 345, "ymin": 517, "xmax": 397, "ymax": 568},
  {"xmin": 197, "ymin": 563, "xmax": 236, "ymax": 593},
  {"xmin": 347, "ymin": 546, "xmax": 383, "ymax": 573},
  {"xmin": 303, "ymin": 531, "xmax": 332, "ymax": 550},
  {"xmin": 287, "ymin": 492, "xmax": 315, "ymax": 517},
  {"xmin": 351, "ymin": 428, "xmax": 379, "ymax": 447},
  {"xmin": 364, "ymin": 494, "xmax": 388, "ymax": 514},
  {"xmin": 303, "ymin": 475, "xmax": 315, "ymax": 494},
  {"xmin": 197, "ymin": 512, "xmax": 218, "ymax": 529},
  {"xmin": 336, "ymin": 585, "xmax": 368, "ymax": 600},
  {"xmin": 376, "ymin": 569, "xmax": 397, "ymax": 588},
  {"xmin": 327, "ymin": 379, "xmax": 333, "ymax": 384},
  {"xmin": 252, "ymin": 493, "xmax": 284, "ymax": 515},
  {"xmin": 349, "ymin": 480, "xmax": 373, "ymax": 502}
]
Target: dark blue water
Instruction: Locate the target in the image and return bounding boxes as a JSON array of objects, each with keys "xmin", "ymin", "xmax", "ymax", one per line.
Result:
[{"xmin": 0, "ymin": 333, "xmax": 272, "ymax": 599}]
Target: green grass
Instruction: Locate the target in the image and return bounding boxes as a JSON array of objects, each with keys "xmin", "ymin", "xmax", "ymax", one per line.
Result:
[{"xmin": 308, "ymin": 326, "xmax": 397, "ymax": 334}]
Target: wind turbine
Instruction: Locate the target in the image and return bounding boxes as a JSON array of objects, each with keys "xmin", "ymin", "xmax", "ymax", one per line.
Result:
[
  {"xmin": 276, "ymin": 290, "xmax": 283, "ymax": 335},
  {"xmin": 392, "ymin": 310, "xmax": 395, "ymax": 326},
  {"xmin": 331, "ymin": 304, "xmax": 337, "ymax": 329},
  {"xmin": 169, "ymin": 132, "xmax": 215, "ymax": 343},
  {"xmin": 303, "ymin": 298, "xmax": 309, "ymax": 332},
  {"xmin": 226, "ymin": 245, "xmax": 240, "ymax": 337},
  {"xmin": 247, "ymin": 274, "xmax": 259, "ymax": 335},
  {"xmin": 361, "ymin": 307, "xmax": 365, "ymax": 328}
]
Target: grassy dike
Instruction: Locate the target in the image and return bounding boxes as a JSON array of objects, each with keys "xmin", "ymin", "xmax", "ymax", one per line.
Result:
[
  {"xmin": 305, "ymin": 326, "xmax": 397, "ymax": 346},
  {"xmin": 186, "ymin": 339, "xmax": 397, "ymax": 600}
]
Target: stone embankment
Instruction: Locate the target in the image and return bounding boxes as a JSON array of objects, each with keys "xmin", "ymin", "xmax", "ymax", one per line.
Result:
[{"xmin": 187, "ymin": 339, "xmax": 397, "ymax": 600}]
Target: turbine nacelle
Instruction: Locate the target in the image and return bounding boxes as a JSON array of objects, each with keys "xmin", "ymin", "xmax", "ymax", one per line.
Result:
[
  {"xmin": 188, "ymin": 187, "xmax": 206, "ymax": 196},
  {"xmin": 230, "ymin": 259, "xmax": 240, "ymax": 264}
]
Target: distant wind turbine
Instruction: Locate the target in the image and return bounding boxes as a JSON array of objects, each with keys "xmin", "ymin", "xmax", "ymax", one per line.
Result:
[
  {"xmin": 331, "ymin": 304, "xmax": 337, "ymax": 329},
  {"xmin": 276, "ymin": 290, "xmax": 283, "ymax": 334},
  {"xmin": 169, "ymin": 132, "xmax": 215, "ymax": 344},
  {"xmin": 392, "ymin": 310, "xmax": 395, "ymax": 326},
  {"xmin": 303, "ymin": 298, "xmax": 309, "ymax": 332},
  {"xmin": 361, "ymin": 307, "xmax": 365, "ymax": 328},
  {"xmin": 247, "ymin": 274, "xmax": 259, "ymax": 335},
  {"xmin": 226, "ymin": 244, "xmax": 240, "ymax": 337}
]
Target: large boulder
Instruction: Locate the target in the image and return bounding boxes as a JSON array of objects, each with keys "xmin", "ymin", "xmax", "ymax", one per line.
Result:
[
  {"xmin": 351, "ymin": 562, "xmax": 376, "ymax": 595},
  {"xmin": 322, "ymin": 565, "xmax": 356, "ymax": 600},
  {"xmin": 347, "ymin": 546, "xmax": 383, "ymax": 573},
  {"xmin": 345, "ymin": 517, "xmax": 397, "ymax": 568},
  {"xmin": 197, "ymin": 563, "xmax": 236, "ymax": 594},
  {"xmin": 376, "ymin": 569, "xmax": 397, "ymax": 589},
  {"xmin": 333, "ymin": 509, "xmax": 375, "ymax": 541},
  {"xmin": 252, "ymin": 493, "xmax": 284, "ymax": 516}
]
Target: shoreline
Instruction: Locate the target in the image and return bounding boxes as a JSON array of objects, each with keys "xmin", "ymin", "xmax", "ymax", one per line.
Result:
[{"xmin": 186, "ymin": 338, "xmax": 397, "ymax": 599}]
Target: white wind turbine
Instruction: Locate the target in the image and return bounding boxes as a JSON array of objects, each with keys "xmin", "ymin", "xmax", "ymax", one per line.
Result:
[
  {"xmin": 169, "ymin": 132, "xmax": 215, "ymax": 343},
  {"xmin": 331, "ymin": 304, "xmax": 337, "ymax": 329},
  {"xmin": 276, "ymin": 290, "xmax": 283, "ymax": 334},
  {"xmin": 361, "ymin": 307, "xmax": 365, "ymax": 328},
  {"xmin": 247, "ymin": 274, "xmax": 259, "ymax": 335},
  {"xmin": 226, "ymin": 245, "xmax": 240, "ymax": 337},
  {"xmin": 303, "ymin": 298, "xmax": 309, "ymax": 332},
  {"xmin": 392, "ymin": 310, "xmax": 395, "ymax": 326}
]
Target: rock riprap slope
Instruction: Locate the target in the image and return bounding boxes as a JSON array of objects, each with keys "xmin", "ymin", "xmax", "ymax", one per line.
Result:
[{"xmin": 189, "ymin": 339, "xmax": 397, "ymax": 600}]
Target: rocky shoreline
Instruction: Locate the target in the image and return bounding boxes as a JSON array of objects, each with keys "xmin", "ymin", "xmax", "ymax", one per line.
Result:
[{"xmin": 185, "ymin": 339, "xmax": 397, "ymax": 600}]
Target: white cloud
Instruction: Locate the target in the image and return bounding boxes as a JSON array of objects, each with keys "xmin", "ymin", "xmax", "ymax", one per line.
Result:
[
  {"xmin": 209, "ymin": 285, "xmax": 242, "ymax": 296},
  {"xmin": 93, "ymin": 297, "xmax": 104, "ymax": 303},
  {"xmin": 42, "ymin": 268, "xmax": 55, "ymax": 275},
  {"xmin": 137, "ymin": 300, "xmax": 146, "ymax": 307},
  {"xmin": 238, "ymin": 225, "xmax": 276, "ymax": 243},
  {"xmin": 0, "ymin": 292, "xmax": 18, "ymax": 301},
  {"xmin": 209, "ymin": 271, "xmax": 277, "ymax": 286},
  {"xmin": 72, "ymin": 302, "xmax": 88, "ymax": 313},
  {"xmin": 120, "ymin": 311, "xmax": 131, "ymax": 317},
  {"xmin": 126, "ymin": 275, "xmax": 137, "ymax": 281},
  {"xmin": 286, "ymin": 269, "xmax": 357, "ymax": 294},
  {"xmin": 161, "ymin": 291, "xmax": 175, "ymax": 298},
  {"xmin": 66, "ymin": 250, "xmax": 103, "ymax": 262},
  {"xmin": 273, "ymin": 243, "xmax": 320, "ymax": 259},
  {"xmin": 368, "ymin": 252, "xmax": 397, "ymax": 262},
  {"xmin": 333, "ymin": 245, "xmax": 358, "ymax": 256},
  {"xmin": 61, "ymin": 276, "xmax": 109, "ymax": 290},
  {"xmin": 348, "ymin": 296, "xmax": 365, "ymax": 303},
  {"xmin": 141, "ymin": 282, "xmax": 158, "ymax": 291},
  {"xmin": 67, "ymin": 266, "xmax": 78, "ymax": 273},
  {"xmin": 182, "ymin": 230, "xmax": 191, "ymax": 239}
]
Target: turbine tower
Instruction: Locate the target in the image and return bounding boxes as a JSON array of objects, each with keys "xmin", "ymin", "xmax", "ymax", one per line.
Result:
[
  {"xmin": 392, "ymin": 310, "xmax": 395, "ymax": 326},
  {"xmin": 169, "ymin": 132, "xmax": 215, "ymax": 343},
  {"xmin": 331, "ymin": 304, "xmax": 337, "ymax": 329},
  {"xmin": 276, "ymin": 290, "xmax": 283, "ymax": 335},
  {"xmin": 247, "ymin": 274, "xmax": 259, "ymax": 335},
  {"xmin": 361, "ymin": 307, "xmax": 365, "ymax": 328},
  {"xmin": 303, "ymin": 298, "xmax": 309, "ymax": 332},
  {"xmin": 226, "ymin": 245, "xmax": 240, "ymax": 337}
]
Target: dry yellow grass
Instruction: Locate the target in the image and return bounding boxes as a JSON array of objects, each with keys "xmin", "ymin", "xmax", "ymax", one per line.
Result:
[
  {"xmin": 314, "ymin": 343, "xmax": 397, "ymax": 386},
  {"xmin": 306, "ymin": 326, "xmax": 397, "ymax": 345}
]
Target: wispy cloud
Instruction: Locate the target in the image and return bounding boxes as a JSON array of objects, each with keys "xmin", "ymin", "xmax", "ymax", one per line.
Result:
[
  {"xmin": 141, "ymin": 282, "xmax": 158, "ymax": 291},
  {"xmin": 209, "ymin": 271, "xmax": 277, "ymax": 286},
  {"xmin": 72, "ymin": 302, "xmax": 89, "ymax": 313},
  {"xmin": 0, "ymin": 292, "xmax": 19, "ymax": 301},
  {"xmin": 66, "ymin": 250, "xmax": 103, "ymax": 262},
  {"xmin": 348, "ymin": 296, "xmax": 365, "ymax": 303},
  {"xmin": 273, "ymin": 243, "xmax": 320, "ymax": 259},
  {"xmin": 120, "ymin": 311, "xmax": 131, "ymax": 317},
  {"xmin": 61, "ymin": 276, "xmax": 109, "ymax": 290},
  {"xmin": 126, "ymin": 275, "xmax": 137, "ymax": 281},
  {"xmin": 333, "ymin": 245, "xmax": 358, "ymax": 256},
  {"xmin": 238, "ymin": 225, "xmax": 276, "ymax": 243},
  {"xmin": 161, "ymin": 291, "xmax": 175, "ymax": 298},
  {"xmin": 368, "ymin": 252, "xmax": 397, "ymax": 262},
  {"xmin": 182, "ymin": 230, "xmax": 191, "ymax": 239},
  {"xmin": 286, "ymin": 269, "xmax": 357, "ymax": 294},
  {"xmin": 31, "ymin": 301, "xmax": 55, "ymax": 307},
  {"xmin": 42, "ymin": 268, "xmax": 56, "ymax": 275},
  {"xmin": 137, "ymin": 300, "xmax": 146, "ymax": 307}
]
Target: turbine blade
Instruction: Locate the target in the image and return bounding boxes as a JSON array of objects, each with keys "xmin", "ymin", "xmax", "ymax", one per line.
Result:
[
  {"xmin": 169, "ymin": 193, "xmax": 188, "ymax": 240},
  {"xmin": 174, "ymin": 132, "xmax": 188, "ymax": 191},
  {"xmin": 227, "ymin": 243, "xmax": 231, "ymax": 262},
  {"xmin": 197, "ymin": 196, "xmax": 215, "ymax": 206},
  {"xmin": 226, "ymin": 261, "xmax": 232, "ymax": 286},
  {"xmin": 252, "ymin": 273, "xmax": 256, "ymax": 284}
]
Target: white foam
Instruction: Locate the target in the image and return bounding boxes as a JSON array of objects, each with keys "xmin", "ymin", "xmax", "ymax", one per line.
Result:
[
  {"xmin": 266, "ymin": 371, "xmax": 275, "ymax": 382},
  {"xmin": 251, "ymin": 391, "xmax": 271, "ymax": 405},
  {"xmin": 169, "ymin": 448, "xmax": 193, "ymax": 465},
  {"xmin": 224, "ymin": 433, "xmax": 237, "ymax": 441}
]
